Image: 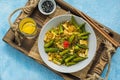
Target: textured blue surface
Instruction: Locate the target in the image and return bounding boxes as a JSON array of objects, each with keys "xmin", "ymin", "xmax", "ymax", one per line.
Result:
[
  {"xmin": 64, "ymin": 0, "xmax": 120, "ymax": 79},
  {"xmin": 0, "ymin": 0, "xmax": 120, "ymax": 80},
  {"xmin": 0, "ymin": 0, "xmax": 63, "ymax": 80}
]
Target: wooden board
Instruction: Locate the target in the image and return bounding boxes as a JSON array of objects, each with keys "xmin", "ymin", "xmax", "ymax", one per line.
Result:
[{"xmin": 3, "ymin": 0, "xmax": 120, "ymax": 80}]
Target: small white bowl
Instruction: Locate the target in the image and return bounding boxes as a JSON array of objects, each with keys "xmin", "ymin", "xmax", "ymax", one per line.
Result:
[
  {"xmin": 38, "ymin": 0, "xmax": 56, "ymax": 15},
  {"xmin": 38, "ymin": 14, "xmax": 97, "ymax": 73}
]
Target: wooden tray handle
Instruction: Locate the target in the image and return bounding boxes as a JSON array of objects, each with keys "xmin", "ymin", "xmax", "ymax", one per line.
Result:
[
  {"xmin": 8, "ymin": 0, "xmax": 40, "ymax": 46},
  {"xmin": 8, "ymin": 7, "xmax": 24, "ymax": 46},
  {"xmin": 8, "ymin": 8, "xmax": 23, "ymax": 30}
]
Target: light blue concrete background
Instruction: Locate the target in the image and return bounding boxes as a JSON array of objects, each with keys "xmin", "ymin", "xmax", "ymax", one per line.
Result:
[{"xmin": 0, "ymin": 0, "xmax": 120, "ymax": 80}]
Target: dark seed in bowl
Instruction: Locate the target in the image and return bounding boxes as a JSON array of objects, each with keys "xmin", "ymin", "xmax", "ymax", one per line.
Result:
[{"xmin": 41, "ymin": 1, "xmax": 54, "ymax": 13}]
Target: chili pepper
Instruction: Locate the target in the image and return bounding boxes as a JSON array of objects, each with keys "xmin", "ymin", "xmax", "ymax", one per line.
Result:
[{"xmin": 63, "ymin": 41, "xmax": 70, "ymax": 48}]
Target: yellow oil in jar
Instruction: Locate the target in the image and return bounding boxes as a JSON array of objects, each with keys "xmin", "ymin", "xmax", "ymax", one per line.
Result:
[
  {"xmin": 19, "ymin": 17, "xmax": 37, "ymax": 38},
  {"xmin": 20, "ymin": 22, "xmax": 36, "ymax": 34}
]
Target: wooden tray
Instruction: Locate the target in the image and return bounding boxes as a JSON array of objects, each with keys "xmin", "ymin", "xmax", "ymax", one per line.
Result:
[{"xmin": 3, "ymin": 0, "xmax": 120, "ymax": 80}]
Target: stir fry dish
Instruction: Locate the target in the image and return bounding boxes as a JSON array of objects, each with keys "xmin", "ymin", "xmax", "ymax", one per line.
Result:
[{"xmin": 44, "ymin": 16, "xmax": 90, "ymax": 66}]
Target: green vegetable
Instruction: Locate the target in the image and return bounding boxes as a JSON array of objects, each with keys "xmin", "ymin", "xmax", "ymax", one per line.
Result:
[
  {"xmin": 59, "ymin": 24, "xmax": 64, "ymax": 34},
  {"xmin": 79, "ymin": 23, "xmax": 86, "ymax": 32},
  {"xmin": 44, "ymin": 40, "xmax": 54, "ymax": 48},
  {"xmin": 79, "ymin": 23, "xmax": 86, "ymax": 28},
  {"xmin": 61, "ymin": 54, "xmax": 70, "ymax": 64},
  {"xmin": 73, "ymin": 57, "xmax": 87, "ymax": 62},
  {"xmin": 77, "ymin": 44, "xmax": 88, "ymax": 49},
  {"xmin": 45, "ymin": 48, "xmax": 58, "ymax": 53},
  {"xmin": 53, "ymin": 58, "xmax": 61, "ymax": 65},
  {"xmin": 74, "ymin": 46, "xmax": 80, "ymax": 51},
  {"xmin": 78, "ymin": 32, "xmax": 90, "ymax": 37},
  {"xmin": 66, "ymin": 61, "xmax": 77, "ymax": 66},
  {"xmin": 65, "ymin": 55, "xmax": 76, "ymax": 63},
  {"xmin": 69, "ymin": 35, "xmax": 75, "ymax": 44},
  {"xmin": 59, "ymin": 49, "xmax": 69, "ymax": 56},
  {"xmin": 80, "ymin": 36, "xmax": 89, "ymax": 40},
  {"xmin": 71, "ymin": 16, "xmax": 79, "ymax": 29}
]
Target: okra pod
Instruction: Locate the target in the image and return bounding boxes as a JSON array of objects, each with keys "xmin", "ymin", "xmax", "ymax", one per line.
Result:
[
  {"xmin": 79, "ymin": 23, "xmax": 85, "ymax": 28},
  {"xmin": 77, "ymin": 44, "xmax": 88, "ymax": 49},
  {"xmin": 44, "ymin": 40, "xmax": 54, "ymax": 48},
  {"xmin": 59, "ymin": 49, "xmax": 69, "ymax": 56},
  {"xmin": 78, "ymin": 32, "xmax": 90, "ymax": 37},
  {"xmin": 73, "ymin": 57, "xmax": 87, "ymax": 62},
  {"xmin": 69, "ymin": 35, "xmax": 75, "ymax": 43},
  {"xmin": 53, "ymin": 58, "xmax": 62, "ymax": 65},
  {"xmin": 80, "ymin": 36, "xmax": 89, "ymax": 40},
  {"xmin": 65, "ymin": 55, "xmax": 76, "ymax": 63},
  {"xmin": 59, "ymin": 24, "xmax": 64, "ymax": 34},
  {"xmin": 45, "ymin": 48, "xmax": 58, "ymax": 53},
  {"xmin": 74, "ymin": 46, "xmax": 80, "ymax": 51},
  {"xmin": 79, "ymin": 23, "xmax": 86, "ymax": 32},
  {"xmin": 71, "ymin": 16, "xmax": 79, "ymax": 29},
  {"xmin": 66, "ymin": 61, "xmax": 77, "ymax": 66},
  {"xmin": 61, "ymin": 54, "xmax": 70, "ymax": 64}
]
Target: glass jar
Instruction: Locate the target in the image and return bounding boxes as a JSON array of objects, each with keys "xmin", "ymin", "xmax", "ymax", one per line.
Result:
[{"xmin": 19, "ymin": 17, "xmax": 37, "ymax": 39}]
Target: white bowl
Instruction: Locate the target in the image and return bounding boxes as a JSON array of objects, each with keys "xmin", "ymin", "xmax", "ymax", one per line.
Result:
[
  {"xmin": 38, "ymin": 0, "xmax": 56, "ymax": 15},
  {"xmin": 38, "ymin": 14, "xmax": 97, "ymax": 73}
]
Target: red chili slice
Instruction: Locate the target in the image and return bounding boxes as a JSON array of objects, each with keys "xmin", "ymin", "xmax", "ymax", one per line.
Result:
[{"xmin": 63, "ymin": 41, "xmax": 70, "ymax": 48}]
